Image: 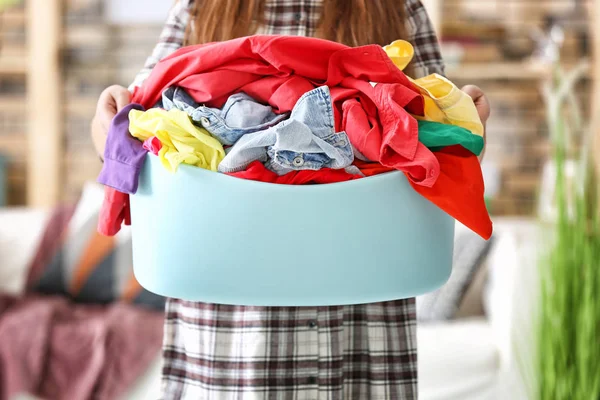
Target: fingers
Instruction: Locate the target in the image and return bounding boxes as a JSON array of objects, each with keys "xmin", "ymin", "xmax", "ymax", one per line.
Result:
[
  {"xmin": 91, "ymin": 85, "xmax": 130, "ymax": 158},
  {"xmin": 460, "ymin": 85, "xmax": 489, "ymax": 163},
  {"xmin": 96, "ymin": 85, "xmax": 130, "ymax": 132},
  {"xmin": 460, "ymin": 84, "xmax": 483, "ymax": 100},
  {"xmin": 475, "ymin": 93, "xmax": 491, "ymax": 122},
  {"xmin": 461, "ymin": 84, "xmax": 491, "ymax": 123},
  {"xmin": 112, "ymin": 86, "xmax": 132, "ymax": 112}
]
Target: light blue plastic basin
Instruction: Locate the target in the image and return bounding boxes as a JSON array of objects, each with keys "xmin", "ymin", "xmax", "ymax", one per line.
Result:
[{"xmin": 130, "ymin": 155, "xmax": 455, "ymax": 306}]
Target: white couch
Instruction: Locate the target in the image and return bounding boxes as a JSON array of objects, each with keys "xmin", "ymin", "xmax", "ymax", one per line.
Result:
[
  {"xmin": 418, "ymin": 219, "xmax": 539, "ymax": 400},
  {"xmin": 0, "ymin": 206, "xmax": 538, "ymax": 400}
]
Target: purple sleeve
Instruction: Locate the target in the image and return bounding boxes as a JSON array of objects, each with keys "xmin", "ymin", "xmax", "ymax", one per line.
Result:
[{"xmin": 97, "ymin": 103, "xmax": 147, "ymax": 194}]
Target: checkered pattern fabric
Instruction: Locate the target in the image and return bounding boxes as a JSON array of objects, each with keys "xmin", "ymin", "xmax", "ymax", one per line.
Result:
[
  {"xmin": 130, "ymin": 1, "xmax": 445, "ymax": 398},
  {"xmin": 129, "ymin": 0, "xmax": 444, "ymax": 90},
  {"xmin": 162, "ymin": 300, "xmax": 419, "ymax": 400}
]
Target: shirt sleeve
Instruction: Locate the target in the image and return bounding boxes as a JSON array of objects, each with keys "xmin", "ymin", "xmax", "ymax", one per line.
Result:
[
  {"xmin": 404, "ymin": 0, "xmax": 445, "ymax": 78},
  {"xmin": 128, "ymin": 0, "xmax": 193, "ymax": 91}
]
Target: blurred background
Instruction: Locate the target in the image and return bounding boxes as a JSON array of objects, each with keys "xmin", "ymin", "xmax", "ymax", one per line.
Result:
[{"xmin": 0, "ymin": 0, "xmax": 598, "ymax": 399}]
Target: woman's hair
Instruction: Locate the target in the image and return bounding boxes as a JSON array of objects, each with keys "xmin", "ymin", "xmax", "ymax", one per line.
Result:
[{"xmin": 184, "ymin": 0, "xmax": 410, "ymax": 47}]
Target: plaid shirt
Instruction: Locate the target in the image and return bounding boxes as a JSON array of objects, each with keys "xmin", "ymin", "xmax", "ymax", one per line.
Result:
[
  {"xmin": 130, "ymin": 0, "xmax": 444, "ymax": 89},
  {"xmin": 133, "ymin": 1, "xmax": 445, "ymax": 399}
]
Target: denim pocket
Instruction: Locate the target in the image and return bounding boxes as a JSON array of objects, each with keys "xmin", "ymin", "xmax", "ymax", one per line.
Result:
[
  {"xmin": 268, "ymin": 131, "xmax": 354, "ymax": 174},
  {"xmin": 268, "ymin": 150, "xmax": 333, "ymax": 172}
]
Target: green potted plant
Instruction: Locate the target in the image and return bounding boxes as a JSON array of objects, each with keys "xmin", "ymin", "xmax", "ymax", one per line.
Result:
[{"xmin": 521, "ymin": 58, "xmax": 600, "ymax": 399}]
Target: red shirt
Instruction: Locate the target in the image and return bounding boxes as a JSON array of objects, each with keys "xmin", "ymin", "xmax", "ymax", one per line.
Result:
[
  {"xmin": 131, "ymin": 35, "xmax": 439, "ymax": 186},
  {"xmin": 227, "ymin": 161, "xmax": 363, "ymax": 185},
  {"xmin": 98, "ymin": 187, "xmax": 131, "ymax": 237}
]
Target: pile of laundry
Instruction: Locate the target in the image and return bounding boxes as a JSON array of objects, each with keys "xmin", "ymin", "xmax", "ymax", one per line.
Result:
[{"xmin": 97, "ymin": 35, "xmax": 492, "ymax": 240}]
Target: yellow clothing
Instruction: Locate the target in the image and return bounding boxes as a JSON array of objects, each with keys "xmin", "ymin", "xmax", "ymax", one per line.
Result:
[
  {"xmin": 129, "ymin": 108, "xmax": 225, "ymax": 172},
  {"xmin": 383, "ymin": 40, "xmax": 414, "ymax": 71},
  {"xmin": 411, "ymin": 74, "xmax": 485, "ymax": 137},
  {"xmin": 383, "ymin": 40, "xmax": 485, "ymax": 137}
]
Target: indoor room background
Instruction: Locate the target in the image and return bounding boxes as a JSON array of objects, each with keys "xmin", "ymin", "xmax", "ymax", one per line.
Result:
[{"xmin": 0, "ymin": 1, "xmax": 598, "ymax": 399}]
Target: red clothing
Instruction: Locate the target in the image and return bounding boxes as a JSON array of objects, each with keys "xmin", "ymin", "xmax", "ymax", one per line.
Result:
[
  {"xmin": 142, "ymin": 136, "xmax": 162, "ymax": 156},
  {"xmin": 98, "ymin": 187, "xmax": 131, "ymax": 237},
  {"xmin": 352, "ymin": 160, "xmax": 395, "ymax": 177},
  {"xmin": 409, "ymin": 146, "xmax": 491, "ymax": 239},
  {"xmin": 131, "ymin": 35, "xmax": 439, "ymax": 186},
  {"xmin": 227, "ymin": 161, "xmax": 363, "ymax": 185},
  {"xmin": 100, "ymin": 36, "xmax": 490, "ymax": 239}
]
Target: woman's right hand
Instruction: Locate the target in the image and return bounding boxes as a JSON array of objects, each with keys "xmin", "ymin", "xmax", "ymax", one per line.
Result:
[{"xmin": 91, "ymin": 85, "xmax": 131, "ymax": 159}]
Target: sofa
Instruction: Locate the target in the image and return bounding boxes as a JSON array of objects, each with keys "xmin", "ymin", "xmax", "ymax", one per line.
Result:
[
  {"xmin": 0, "ymin": 199, "xmax": 538, "ymax": 399},
  {"xmin": 418, "ymin": 218, "xmax": 538, "ymax": 400}
]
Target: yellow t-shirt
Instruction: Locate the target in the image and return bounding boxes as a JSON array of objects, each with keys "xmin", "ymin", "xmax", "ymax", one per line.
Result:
[
  {"xmin": 129, "ymin": 108, "xmax": 225, "ymax": 172},
  {"xmin": 383, "ymin": 40, "xmax": 484, "ymax": 137}
]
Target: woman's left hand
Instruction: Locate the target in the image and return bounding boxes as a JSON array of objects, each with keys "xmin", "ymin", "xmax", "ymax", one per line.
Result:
[{"xmin": 461, "ymin": 85, "xmax": 490, "ymax": 162}]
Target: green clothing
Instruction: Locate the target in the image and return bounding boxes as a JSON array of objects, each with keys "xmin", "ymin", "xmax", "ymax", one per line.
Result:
[{"xmin": 418, "ymin": 120, "xmax": 484, "ymax": 156}]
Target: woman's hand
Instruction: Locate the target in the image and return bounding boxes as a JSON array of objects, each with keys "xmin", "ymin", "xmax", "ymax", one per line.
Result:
[
  {"xmin": 461, "ymin": 85, "xmax": 490, "ymax": 162},
  {"xmin": 91, "ymin": 85, "xmax": 131, "ymax": 159}
]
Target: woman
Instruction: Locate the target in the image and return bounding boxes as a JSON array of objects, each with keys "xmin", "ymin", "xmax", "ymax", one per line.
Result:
[{"xmin": 91, "ymin": 1, "xmax": 490, "ymax": 398}]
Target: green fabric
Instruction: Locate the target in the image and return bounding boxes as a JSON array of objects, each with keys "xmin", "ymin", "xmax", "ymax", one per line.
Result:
[{"xmin": 418, "ymin": 120, "xmax": 484, "ymax": 156}]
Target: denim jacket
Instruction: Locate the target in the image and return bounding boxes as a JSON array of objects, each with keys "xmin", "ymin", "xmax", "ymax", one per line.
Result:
[
  {"xmin": 218, "ymin": 86, "xmax": 354, "ymax": 175},
  {"xmin": 159, "ymin": 87, "xmax": 289, "ymax": 145}
]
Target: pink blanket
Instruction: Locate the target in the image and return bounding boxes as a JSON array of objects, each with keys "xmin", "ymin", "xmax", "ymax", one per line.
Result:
[{"xmin": 0, "ymin": 295, "xmax": 163, "ymax": 400}]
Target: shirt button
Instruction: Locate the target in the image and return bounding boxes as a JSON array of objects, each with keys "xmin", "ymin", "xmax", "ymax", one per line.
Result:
[
  {"xmin": 200, "ymin": 117, "xmax": 210, "ymax": 127},
  {"xmin": 308, "ymin": 376, "xmax": 318, "ymax": 385},
  {"xmin": 308, "ymin": 320, "xmax": 317, "ymax": 328},
  {"xmin": 294, "ymin": 13, "xmax": 302, "ymax": 21},
  {"xmin": 292, "ymin": 156, "xmax": 304, "ymax": 167}
]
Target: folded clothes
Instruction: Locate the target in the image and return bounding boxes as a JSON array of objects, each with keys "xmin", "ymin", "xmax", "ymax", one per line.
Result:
[
  {"xmin": 218, "ymin": 86, "xmax": 354, "ymax": 175},
  {"xmin": 384, "ymin": 40, "xmax": 485, "ymax": 137},
  {"xmin": 159, "ymin": 87, "xmax": 289, "ymax": 146},
  {"xmin": 130, "ymin": 35, "xmax": 441, "ymax": 187},
  {"xmin": 128, "ymin": 108, "xmax": 225, "ymax": 172},
  {"xmin": 227, "ymin": 160, "xmax": 363, "ymax": 185}
]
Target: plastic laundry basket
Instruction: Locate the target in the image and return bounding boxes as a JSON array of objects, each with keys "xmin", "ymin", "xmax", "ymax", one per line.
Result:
[{"xmin": 130, "ymin": 154, "xmax": 455, "ymax": 306}]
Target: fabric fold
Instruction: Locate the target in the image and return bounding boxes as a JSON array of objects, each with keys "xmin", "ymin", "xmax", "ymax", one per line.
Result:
[
  {"xmin": 97, "ymin": 103, "xmax": 146, "ymax": 194},
  {"xmin": 130, "ymin": 35, "xmax": 436, "ymax": 184}
]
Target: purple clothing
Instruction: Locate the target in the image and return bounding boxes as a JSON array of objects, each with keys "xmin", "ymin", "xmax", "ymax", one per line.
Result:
[{"xmin": 97, "ymin": 103, "xmax": 146, "ymax": 194}]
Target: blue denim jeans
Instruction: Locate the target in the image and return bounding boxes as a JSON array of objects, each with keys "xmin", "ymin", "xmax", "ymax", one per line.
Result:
[
  {"xmin": 159, "ymin": 87, "xmax": 289, "ymax": 145},
  {"xmin": 217, "ymin": 86, "xmax": 354, "ymax": 175}
]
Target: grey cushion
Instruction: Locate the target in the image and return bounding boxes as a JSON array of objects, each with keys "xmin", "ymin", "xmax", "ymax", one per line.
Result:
[{"xmin": 417, "ymin": 230, "xmax": 495, "ymax": 321}]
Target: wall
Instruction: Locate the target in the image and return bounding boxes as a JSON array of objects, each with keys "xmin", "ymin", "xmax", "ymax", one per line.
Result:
[
  {"xmin": 442, "ymin": 0, "xmax": 590, "ymax": 215},
  {"xmin": 63, "ymin": 0, "xmax": 163, "ymax": 201},
  {"xmin": 0, "ymin": 2, "xmax": 27, "ymax": 205}
]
